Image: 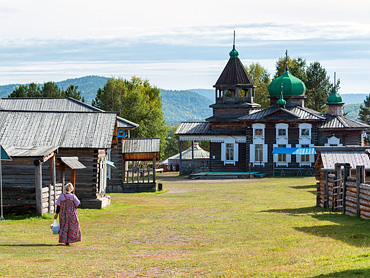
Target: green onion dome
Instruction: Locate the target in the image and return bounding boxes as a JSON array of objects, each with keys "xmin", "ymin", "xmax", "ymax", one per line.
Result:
[
  {"xmin": 327, "ymin": 88, "xmax": 344, "ymax": 104},
  {"xmin": 268, "ymin": 71, "xmax": 306, "ymax": 97},
  {"xmin": 277, "ymin": 93, "xmax": 286, "ymax": 106},
  {"xmin": 229, "ymin": 47, "xmax": 239, "ymax": 58}
]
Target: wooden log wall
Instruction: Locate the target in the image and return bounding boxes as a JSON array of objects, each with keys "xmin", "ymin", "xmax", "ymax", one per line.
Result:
[
  {"xmin": 57, "ymin": 148, "xmax": 106, "ymax": 201},
  {"xmin": 316, "ymin": 172, "xmax": 335, "ymax": 209},
  {"xmin": 41, "ymin": 183, "xmax": 63, "ymax": 214},
  {"xmin": 317, "ymin": 165, "xmax": 370, "ymax": 220}
]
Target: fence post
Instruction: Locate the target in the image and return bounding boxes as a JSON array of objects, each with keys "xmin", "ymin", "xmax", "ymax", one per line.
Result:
[
  {"xmin": 356, "ymin": 165, "xmax": 365, "ymax": 217},
  {"xmin": 324, "ymin": 172, "xmax": 329, "ymax": 209},
  {"xmin": 333, "ymin": 164, "xmax": 342, "ymax": 210},
  {"xmin": 342, "ymin": 164, "xmax": 351, "ymax": 214}
]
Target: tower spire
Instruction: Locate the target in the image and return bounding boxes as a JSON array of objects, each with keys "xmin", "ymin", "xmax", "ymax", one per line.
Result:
[
  {"xmin": 285, "ymin": 50, "xmax": 288, "ymax": 72},
  {"xmin": 233, "ymin": 30, "xmax": 236, "ymax": 50}
]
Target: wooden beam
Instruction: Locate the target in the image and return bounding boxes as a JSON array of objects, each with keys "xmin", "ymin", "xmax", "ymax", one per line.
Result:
[
  {"xmin": 35, "ymin": 164, "xmax": 43, "ymax": 216},
  {"xmin": 71, "ymin": 170, "xmax": 76, "ymax": 194},
  {"xmin": 42, "ymin": 151, "xmax": 55, "ymax": 163},
  {"xmin": 51, "ymin": 155, "xmax": 57, "ymax": 212},
  {"xmin": 153, "ymin": 152, "xmax": 156, "ymax": 184}
]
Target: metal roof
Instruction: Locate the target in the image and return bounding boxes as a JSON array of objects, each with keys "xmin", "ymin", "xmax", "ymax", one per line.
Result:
[
  {"xmin": 320, "ymin": 114, "xmax": 370, "ymax": 129},
  {"xmin": 0, "ymin": 98, "xmax": 138, "ymax": 129},
  {"xmin": 60, "ymin": 157, "xmax": 86, "ymax": 169},
  {"xmin": 315, "ymin": 146, "xmax": 370, "ymax": 170},
  {"xmin": 238, "ymin": 106, "xmax": 325, "ymax": 121},
  {"xmin": 122, "ymin": 138, "xmax": 160, "ymax": 154},
  {"xmin": 0, "ymin": 111, "xmax": 116, "ymax": 149},
  {"xmin": 175, "ymin": 122, "xmax": 211, "ymax": 135},
  {"xmin": 2, "ymin": 145, "xmax": 58, "ymax": 158}
]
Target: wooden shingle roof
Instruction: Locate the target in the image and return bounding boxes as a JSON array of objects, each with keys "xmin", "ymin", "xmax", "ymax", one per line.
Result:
[
  {"xmin": 122, "ymin": 138, "xmax": 160, "ymax": 154},
  {"xmin": 0, "ymin": 98, "xmax": 138, "ymax": 129},
  {"xmin": 315, "ymin": 146, "xmax": 370, "ymax": 170},
  {"xmin": 214, "ymin": 57, "xmax": 255, "ymax": 88},
  {"xmin": 0, "ymin": 111, "xmax": 117, "ymax": 149}
]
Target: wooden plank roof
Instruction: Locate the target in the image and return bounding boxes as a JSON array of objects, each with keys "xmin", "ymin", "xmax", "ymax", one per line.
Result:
[
  {"xmin": 2, "ymin": 145, "xmax": 58, "ymax": 158},
  {"xmin": 315, "ymin": 146, "xmax": 370, "ymax": 170},
  {"xmin": 122, "ymin": 138, "xmax": 160, "ymax": 154},
  {"xmin": 0, "ymin": 98, "xmax": 138, "ymax": 129},
  {"xmin": 214, "ymin": 57, "xmax": 255, "ymax": 88},
  {"xmin": 0, "ymin": 111, "xmax": 116, "ymax": 149},
  {"xmin": 59, "ymin": 157, "xmax": 86, "ymax": 169}
]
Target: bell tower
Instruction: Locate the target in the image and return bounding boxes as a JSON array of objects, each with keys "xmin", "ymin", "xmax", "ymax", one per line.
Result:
[{"xmin": 208, "ymin": 32, "xmax": 260, "ymax": 121}]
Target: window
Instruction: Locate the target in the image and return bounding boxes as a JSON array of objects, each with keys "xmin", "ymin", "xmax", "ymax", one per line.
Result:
[
  {"xmin": 255, "ymin": 144, "xmax": 263, "ymax": 162},
  {"xmin": 255, "ymin": 129, "xmax": 263, "ymax": 136},
  {"xmin": 278, "ymin": 129, "xmax": 286, "ymax": 136},
  {"xmin": 301, "ymin": 144, "xmax": 309, "ymax": 162},
  {"xmin": 278, "ymin": 144, "xmax": 286, "ymax": 162},
  {"xmin": 301, "ymin": 129, "xmax": 310, "ymax": 136},
  {"xmin": 226, "ymin": 143, "xmax": 234, "ymax": 161}
]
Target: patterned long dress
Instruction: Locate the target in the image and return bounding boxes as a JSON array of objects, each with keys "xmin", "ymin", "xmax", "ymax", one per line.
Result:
[{"xmin": 57, "ymin": 193, "xmax": 82, "ymax": 244}]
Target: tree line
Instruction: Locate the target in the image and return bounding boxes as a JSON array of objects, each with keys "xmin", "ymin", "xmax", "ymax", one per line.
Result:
[{"xmin": 9, "ymin": 55, "xmax": 357, "ymax": 159}]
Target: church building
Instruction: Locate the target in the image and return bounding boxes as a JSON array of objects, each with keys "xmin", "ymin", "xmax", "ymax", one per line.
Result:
[{"xmin": 175, "ymin": 44, "xmax": 369, "ymax": 175}]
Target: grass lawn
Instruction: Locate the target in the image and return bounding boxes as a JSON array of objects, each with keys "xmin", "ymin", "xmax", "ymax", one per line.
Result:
[{"xmin": 1, "ymin": 174, "xmax": 370, "ymax": 277}]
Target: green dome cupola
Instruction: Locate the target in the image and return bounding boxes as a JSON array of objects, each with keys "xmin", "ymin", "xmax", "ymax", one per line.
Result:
[
  {"xmin": 327, "ymin": 88, "xmax": 344, "ymax": 104},
  {"xmin": 268, "ymin": 71, "xmax": 306, "ymax": 97},
  {"xmin": 229, "ymin": 46, "xmax": 239, "ymax": 58},
  {"xmin": 277, "ymin": 92, "xmax": 286, "ymax": 107}
]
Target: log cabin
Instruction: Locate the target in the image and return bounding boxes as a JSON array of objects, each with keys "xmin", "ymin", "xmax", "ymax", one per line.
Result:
[
  {"xmin": 0, "ymin": 110, "xmax": 117, "ymax": 211},
  {"xmin": 0, "ymin": 97, "xmax": 139, "ymax": 191},
  {"xmin": 175, "ymin": 45, "xmax": 370, "ymax": 175}
]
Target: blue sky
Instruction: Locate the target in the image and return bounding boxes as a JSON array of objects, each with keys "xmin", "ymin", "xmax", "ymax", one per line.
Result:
[{"xmin": 1, "ymin": 0, "xmax": 370, "ymax": 93}]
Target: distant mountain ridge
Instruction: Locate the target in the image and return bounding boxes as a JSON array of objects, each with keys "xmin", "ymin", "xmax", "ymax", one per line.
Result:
[
  {"xmin": 0, "ymin": 76, "xmax": 366, "ymax": 124},
  {"xmin": 0, "ymin": 76, "xmax": 213, "ymax": 125}
]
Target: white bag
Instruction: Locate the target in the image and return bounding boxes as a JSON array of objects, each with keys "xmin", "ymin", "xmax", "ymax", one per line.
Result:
[{"xmin": 51, "ymin": 220, "xmax": 60, "ymax": 234}]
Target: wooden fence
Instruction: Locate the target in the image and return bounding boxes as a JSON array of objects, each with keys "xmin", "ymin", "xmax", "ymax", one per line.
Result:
[{"xmin": 317, "ymin": 164, "xmax": 370, "ymax": 219}]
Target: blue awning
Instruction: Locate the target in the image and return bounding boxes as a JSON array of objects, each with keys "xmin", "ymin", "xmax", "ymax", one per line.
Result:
[
  {"xmin": 1, "ymin": 146, "xmax": 11, "ymax": 160},
  {"xmin": 106, "ymin": 160, "xmax": 116, "ymax": 168},
  {"xmin": 272, "ymin": 147, "xmax": 316, "ymax": 155}
]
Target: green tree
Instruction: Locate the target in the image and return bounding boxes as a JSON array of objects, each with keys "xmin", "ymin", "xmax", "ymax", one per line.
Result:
[
  {"xmin": 305, "ymin": 61, "xmax": 332, "ymax": 112},
  {"xmin": 93, "ymin": 77, "xmax": 169, "ymax": 156},
  {"xmin": 9, "ymin": 82, "xmax": 83, "ymax": 101},
  {"xmin": 246, "ymin": 62, "xmax": 271, "ymax": 108},
  {"xmin": 163, "ymin": 125, "xmax": 179, "ymax": 159},
  {"xmin": 41, "ymin": 82, "xmax": 61, "ymax": 97},
  {"xmin": 8, "ymin": 83, "xmax": 41, "ymax": 98},
  {"xmin": 359, "ymin": 95, "xmax": 370, "ymax": 125},
  {"xmin": 274, "ymin": 56, "xmax": 307, "ymax": 83},
  {"xmin": 62, "ymin": 85, "xmax": 83, "ymax": 101}
]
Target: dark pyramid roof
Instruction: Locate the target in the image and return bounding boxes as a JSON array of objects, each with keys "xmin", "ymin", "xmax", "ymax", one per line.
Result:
[{"xmin": 214, "ymin": 57, "xmax": 255, "ymax": 88}]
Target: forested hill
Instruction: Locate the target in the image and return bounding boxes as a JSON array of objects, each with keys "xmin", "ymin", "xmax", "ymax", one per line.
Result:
[
  {"xmin": 0, "ymin": 76, "xmax": 213, "ymax": 125},
  {"xmin": 0, "ymin": 76, "xmax": 109, "ymax": 104},
  {"xmin": 160, "ymin": 89, "xmax": 213, "ymax": 125}
]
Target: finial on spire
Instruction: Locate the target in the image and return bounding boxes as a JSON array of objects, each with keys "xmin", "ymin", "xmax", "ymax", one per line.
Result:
[
  {"xmin": 233, "ymin": 30, "xmax": 236, "ymax": 50},
  {"xmin": 285, "ymin": 50, "xmax": 288, "ymax": 72}
]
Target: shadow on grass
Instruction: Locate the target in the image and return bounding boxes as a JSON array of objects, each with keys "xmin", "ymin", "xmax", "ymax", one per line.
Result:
[
  {"xmin": 262, "ymin": 206, "xmax": 322, "ymax": 215},
  {"xmin": 290, "ymin": 184, "xmax": 316, "ymax": 190},
  {"xmin": 0, "ymin": 244, "xmax": 57, "ymax": 247},
  {"xmin": 264, "ymin": 206, "xmax": 370, "ymax": 247},
  {"xmin": 311, "ymin": 268, "xmax": 370, "ymax": 278}
]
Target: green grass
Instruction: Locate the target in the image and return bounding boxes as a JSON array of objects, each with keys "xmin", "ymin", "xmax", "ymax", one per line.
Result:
[{"xmin": 1, "ymin": 175, "xmax": 370, "ymax": 277}]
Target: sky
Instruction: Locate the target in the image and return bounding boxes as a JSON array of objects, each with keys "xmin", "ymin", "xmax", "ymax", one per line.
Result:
[{"xmin": 1, "ymin": 0, "xmax": 370, "ymax": 93}]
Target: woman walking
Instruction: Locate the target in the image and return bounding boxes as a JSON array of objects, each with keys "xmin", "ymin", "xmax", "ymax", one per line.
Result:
[{"xmin": 54, "ymin": 183, "xmax": 81, "ymax": 245}]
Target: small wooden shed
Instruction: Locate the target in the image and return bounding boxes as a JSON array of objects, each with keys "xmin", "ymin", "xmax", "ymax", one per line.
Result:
[
  {"xmin": 108, "ymin": 138, "xmax": 160, "ymax": 193},
  {"xmin": 314, "ymin": 146, "xmax": 370, "ymax": 208}
]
